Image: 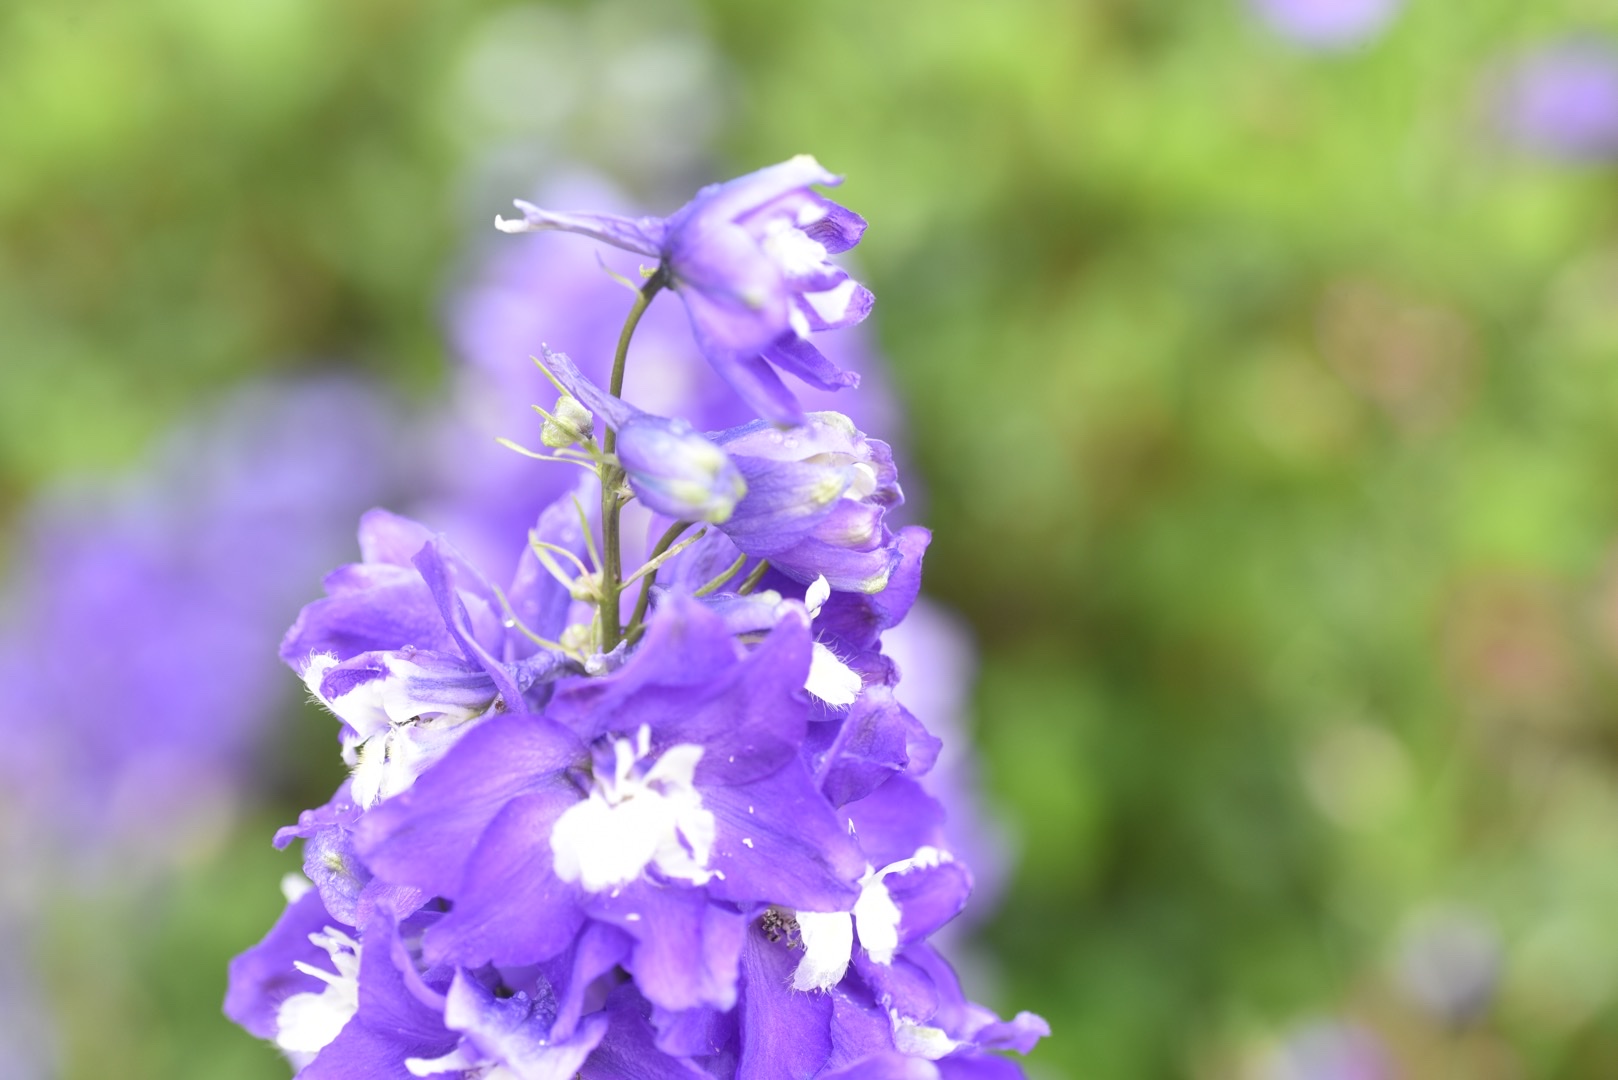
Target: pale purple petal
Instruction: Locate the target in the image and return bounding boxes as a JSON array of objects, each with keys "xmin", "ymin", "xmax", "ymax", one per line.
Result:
[
  {"xmin": 585, "ymin": 883, "xmax": 746, "ymax": 1013},
  {"xmin": 498, "ymin": 201, "xmax": 667, "ymax": 258}
]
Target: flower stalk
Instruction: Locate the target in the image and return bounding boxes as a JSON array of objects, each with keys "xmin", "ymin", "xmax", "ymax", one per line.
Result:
[{"xmin": 598, "ymin": 269, "xmax": 666, "ymax": 650}]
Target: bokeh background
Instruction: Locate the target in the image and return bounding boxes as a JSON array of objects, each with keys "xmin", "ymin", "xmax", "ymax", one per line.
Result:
[{"xmin": 6, "ymin": 0, "xmax": 1618, "ymax": 1076}]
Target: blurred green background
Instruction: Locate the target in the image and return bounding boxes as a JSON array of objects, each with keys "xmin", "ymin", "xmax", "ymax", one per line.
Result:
[{"xmin": 7, "ymin": 0, "xmax": 1618, "ymax": 1076}]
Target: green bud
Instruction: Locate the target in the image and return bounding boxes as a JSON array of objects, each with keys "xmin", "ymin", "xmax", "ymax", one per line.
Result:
[{"xmin": 541, "ymin": 395, "xmax": 594, "ymax": 448}]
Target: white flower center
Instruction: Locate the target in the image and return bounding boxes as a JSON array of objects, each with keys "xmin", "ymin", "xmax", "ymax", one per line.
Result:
[
  {"xmin": 760, "ymin": 218, "xmax": 832, "ymax": 279},
  {"xmin": 275, "ymin": 927, "xmax": 362, "ymax": 1055},
  {"xmin": 551, "ymin": 726, "xmax": 714, "ymax": 892},
  {"xmin": 302, "ymin": 652, "xmax": 490, "ymax": 808},
  {"xmin": 891, "ymin": 1012, "xmax": 960, "ymax": 1060},
  {"xmin": 792, "ymin": 910, "xmax": 855, "ymax": 992},
  {"xmin": 789, "ymin": 847, "xmax": 953, "ymax": 991},
  {"xmin": 799, "ymin": 575, "xmax": 861, "ymax": 708},
  {"xmin": 807, "ymin": 643, "xmax": 862, "ymax": 707}
]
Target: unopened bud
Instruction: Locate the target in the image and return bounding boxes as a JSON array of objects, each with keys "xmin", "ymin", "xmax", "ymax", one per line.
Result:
[
  {"xmin": 541, "ymin": 395, "xmax": 594, "ymax": 448},
  {"xmin": 569, "ymin": 571, "xmax": 603, "ymax": 605},
  {"xmin": 616, "ymin": 417, "xmax": 747, "ymax": 524},
  {"xmin": 559, "ymin": 622, "xmax": 595, "ymax": 655}
]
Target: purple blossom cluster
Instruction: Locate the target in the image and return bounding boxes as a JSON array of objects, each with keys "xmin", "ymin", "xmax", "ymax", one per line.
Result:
[{"xmin": 227, "ymin": 159, "xmax": 1047, "ymax": 1078}]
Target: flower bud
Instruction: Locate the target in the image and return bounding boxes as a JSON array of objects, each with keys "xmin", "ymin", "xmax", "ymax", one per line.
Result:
[
  {"xmin": 616, "ymin": 417, "xmax": 747, "ymax": 524},
  {"xmin": 713, "ymin": 412, "xmax": 904, "ymax": 593},
  {"xmin": 540, "ymin": 394, "xmax": 594, "ymax": 448}
]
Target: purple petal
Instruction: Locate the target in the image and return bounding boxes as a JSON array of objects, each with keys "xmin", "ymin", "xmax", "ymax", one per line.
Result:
[
  {"xmin": 822, "ymin": 1055, "xmax": 942, "ymax": 1080},
  {"xmin": 936, "ymin": 1055, "xmax": 1031, "ymax": 1080},
  {"xmin": 702, "ymin": 348, "xmax": 807, "ymax": 427},
  {"xmin": 763, "ymin": 333, "xmax": 863, "ymax": 388},
  {"xmin": 705, "ymin": 760, "xmax": 864, "ymax": 912},
  {"xmin": 542, "ymin": 921, "xmax": 634, "ymax": 1042},
  {"xmin": 579, "ymin": 988, "xmax": 711, "ymax": 1080},
  {"xmin": 823, "ymin": 981, "xmax": 905, "ymax": 1074},
  {"xmin": 497, "ymin": 201, "xmax": 667, "ymax": 258},
  {"xmin": 551, "ymin": 596, "xmax": 814, "ymax": 787},
  {"xmin": 855, "ymin": 950, "xmax": 942, "ymax": 1025},
  {"xmin": 275, "ymin": 783, "xmax": 360, "ymax": 850},
  {"xmin": 355, "ymin": 714, "xmax": 585, "ymax": 896},
  {"xmin": 413, "ymin": 537, "xmax": 522, "ymax": 709},
  {"xmin": 299, "ymin": 916, "xmax": 458, "ymax": 1080},
  {"xmin": 672, "ymin": 221, "xmax": 790, "ymax": 338},
  {"xmin": 671, "ymin": 156, "xmax": 842, "ymax": 233},
  {"xmin": 971, "ymin": 1012, "xmax": 1051, "ymax": 1055},
  {"xmin": 648, "ymin": 1004, "xmax": 734, "ymax": 1058},
  {"xmin": 814, "ymin": 528, "xmax": 931, "ymax": 653},
  {"xmin": 586, "ymin": 882, "xmax": 747, "ymax": 1013},
  {"xmin": 443, "ymin": 969, "xmax": 609, "ymax": 1077},
  {"xmin": 736, "ymin": 922, "xmax": 834, "ymax": 1080},
  {"xmin": 770, "ymin": 532, "xmax": 903, "ymax": 594},
  {"xmin": 543, "ymin": 349, "xmax": 641, "ymax": 430},
  {"xmin": 802, "ymin": 200, "xmax": 868, "ymax": 255},
  {"xmin": 887, "ymin": 861, "xmax": 973, "ymax": 947},
  {"xmin": 843, "ymin": 775, "xmax": 948, "ymax": 870},
  {"xmin": 279, "ymin": 574, "xmax": 456, "ymax": 667},
  {"xmin": 356, "ymin": 509, "xmax": 437, "ymax": 567},
  {"xmin": 424, "ymin": 789, "xmax": 587, "ymax": 967},
  {"xmin": 818, "ymin": 686, "xmax": 942, "ymax": 808},
  {"xmin": 723, "ymin": 456, "xmax": 852, "ymax": 556},
  {"xmin": 224, "ymin": 886, "xmax": 345, "ymax": 1040}
]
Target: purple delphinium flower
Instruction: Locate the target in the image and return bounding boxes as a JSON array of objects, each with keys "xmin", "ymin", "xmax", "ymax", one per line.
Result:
[
  {"xmin": 229, "ymin": 163, "xmax": 1046, "ymax": 1077},
  {"xmin": 1248, "ymin": 0, "xmax": 1402, "ymax": 51},
  {"xmin": 228, "ymin": 884, "xmax": 611, "ymax": 1080},
  {"xmin": 351, "ymin": 595, "xmax": 863, "ymax": 1006},
  {"xmin": 1488, "ymin": 40, "xmax": 1618, "ymax": 162},
  {"xmin": 717, "ymin": 413, "xmax": 907, "ymax": 594},
  {"xmin": 494, "ymin": 157, "xmax": 872, "ymax": 426},
  {"xmin": 278, "ymin": 492, "xmax": 586, "ymax": 809},
  {"xmin": 545, "ymin": 348, "xmax": 909, "ymax": 593},
  {"xmin": 435, "ymin": 174, "xmax": 898, "ymax": 582}
]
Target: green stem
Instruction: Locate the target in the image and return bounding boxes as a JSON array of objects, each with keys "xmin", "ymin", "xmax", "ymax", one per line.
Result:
[
  {"xmin": 737, "ymin": 559, "xmax": 771, "ymax": 595},
  {"xmin": 694, "ymin": 553, "xmax": 750, "ymax": 598},
  {"xmin": 598, "ymin": 270, "xmax": 668, "ymax": 652},
  {"xmin": 624, "ymin": 521, "xmax": 693, "ymax": 646}
]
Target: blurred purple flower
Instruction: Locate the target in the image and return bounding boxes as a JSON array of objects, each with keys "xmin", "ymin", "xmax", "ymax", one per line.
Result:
[
  {"xmin": 0, "ymin": 378, "xmax": 400, "ymax": 869},
  {"xmin": 1249, "ymin": 0, "xmax": 1402, "ymax": 50},
  {"xmin": 1270, "ymin": 1021, "xmax": 1392, "ymax": 1080},
  {"xmin": 1489, "ymin": 40, "xmax": 1618, "ymax": 161}
]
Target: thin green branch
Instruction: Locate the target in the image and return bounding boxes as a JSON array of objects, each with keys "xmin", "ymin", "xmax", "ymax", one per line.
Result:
[
  {"xmin": 598, "ymin": 269, "xmax": 668, "ymax": 651},
  {"xmin": 694, "ymin": 553, "xmax": 749, "ymax": 598},
  {"xmin": 737, "ymin": 559, "xmax": 771, "ymax": 595}
]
